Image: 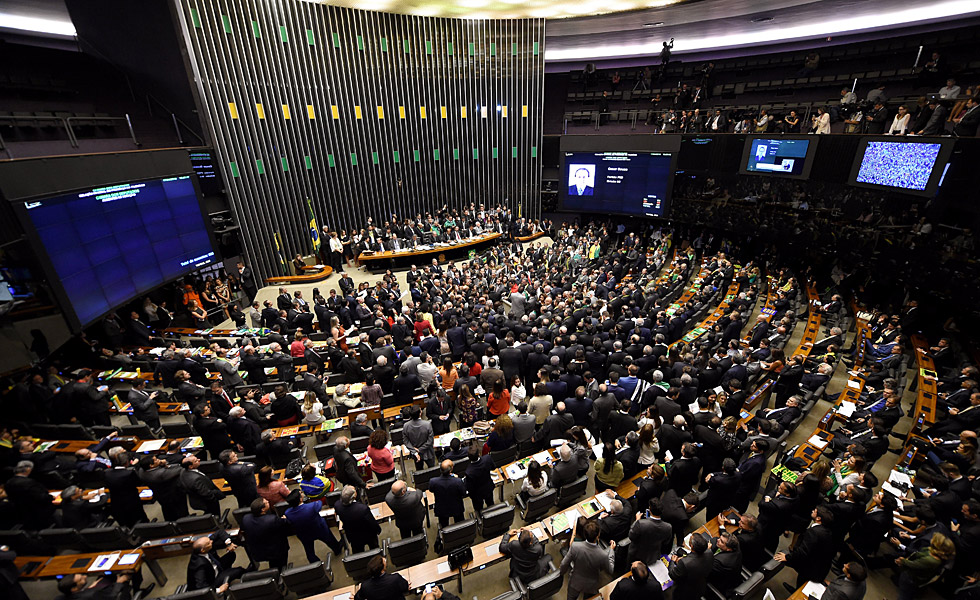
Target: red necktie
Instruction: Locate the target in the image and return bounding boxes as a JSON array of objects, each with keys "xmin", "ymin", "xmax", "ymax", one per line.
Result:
[{"xmin": 223, "ymin": 392, "xmax": 233, "ymax": 408}]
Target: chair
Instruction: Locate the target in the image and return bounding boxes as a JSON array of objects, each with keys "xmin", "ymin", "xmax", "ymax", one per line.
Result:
[
  {"xmin": 555, "ymin": 476, "xmax": 589, "ymax": 508},
  {"xmin": 366, "ymin": 477, "xmax": 395, "ymax": 505},
  {"xmin": 281, "ymin": 559, "xmax": 333, "ymax": 595},
  {"xmin": 386, "ymin": 533, "xmax": 428, "ymax": 568},
  {"xmin": 412, "ymin": 465, "xmax": 441, "ymax": 491},
  {"xmin": 489, "ymin": 446, "xmax": 519, "ymax": 468},
  {"xmin": 348, "ymin": 436, "xmax": 370, "ymax": 454},
  {"xmin": 516, "ymin": 488, "xmax": 557, "ymax": 523},
  {"xmin": 437, "ymin": 518, "xmax": 478, "ymax": 554},
  {"xmin": 451, "ymin": 457, "xmax": 470, "ymax": 476},
  {"xmin": 231, "ymin": 507, "xmax": 251, "ymax": 528},
  {"xmin": 389, "ymin": 427, "xmax": 404, "ymax": 446},
  {"xmin": 478, "ymin": 503, "xmax": 515, "ymax": 538},
  {"xmin": 90, "ymin": 426, "xmax": 119, "ymax": 439},
  {"xmin": 73, "ymin": 468, "xmax": 106, "ymax": 489},
  {"xmin": 79, "ymin": 524, "xmax": 137, "ymax": 551},
  {"xmin": 516, "ymin": 564, "xmax": 563, "ymax": 600},
  {"xmin": 341, "ymin": 547, "xmax": 384, "ymax": 582},
  {"xmin": 197, "ymin": 460, "xmax": 221, "ymax": 477},
  {"xmin": 484, "ymin": 592, "xmax": 522, "ymax": 600},
  {"xmin": 313, "ymin": 442, "xmax": 336, "ymax": 461},
  {"xmin": 162, "ymin": 422, "xmax": 195, "ymax": 438},
  {"xmin": 121, "ymin": 423, "xmax": 155, "ymax": 439},
  {"xmin": 38, "ymin": 527, "xmax": 85, "ymax": 550},
  {"xmin": 165, "ymin": 589, "xmax": 219, "ymax": 600},
  {"xmin": 58, "ymin": 424, "xmax": 95, "ymax": 440},
  {"xmin": 176, "ymin": 514, "xmax": 224, "ymax": 534},
  {"xmin": 759, "ymin": 556, "xmax": 784, "ymax": 580},
  {"xmin": 241, "ymin": 568, "xmax": 280, "ymax": 583},
  {"xmin": 132, "ymin": 521, "xmax": 178, "ymax": 543},
  {"xmin": 32, "ymin": 424, "xmax": 61, "ymax": 439},
  {"xmin": 269, "ymin": 447, "xmax": 302, "ymax": 470},
  {"xmin": 226, "ymin": 577, "xmax": 283, "ymax": 600}
]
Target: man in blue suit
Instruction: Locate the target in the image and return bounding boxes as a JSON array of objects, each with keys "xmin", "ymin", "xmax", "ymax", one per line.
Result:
[
  {"xmin": 568, "ymin": 167, "xmax": 595, "ymax": 196},
  {"xmin": 733, "ymin": 439, "xmax": 769, "ymax": 512},
  {"xmin": 429, "ymin": 459, "xmax": 467, "ymax": 528},
  {"xmin": 284, "ymin": 489, "xmax": 343, "ymax": 562}
]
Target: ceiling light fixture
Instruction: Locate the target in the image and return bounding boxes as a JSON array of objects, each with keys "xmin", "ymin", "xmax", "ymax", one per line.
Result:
[{"xmin": 546, "ymin": 0, "xmax": 980, "ymax": 61}]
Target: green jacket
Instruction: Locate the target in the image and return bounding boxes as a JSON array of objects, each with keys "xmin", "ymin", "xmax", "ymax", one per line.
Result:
[{"xmin": 899, "ymin": 550, "xmax": 942, "ymax": 586}]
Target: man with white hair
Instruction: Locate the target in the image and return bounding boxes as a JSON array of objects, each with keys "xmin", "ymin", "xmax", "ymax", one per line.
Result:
[
  {"xmin": 226, "ymin": 405, "xmax": 261, "ymax": 455},
  {"xmin": 373, "ymin": 354, "xmax": 395, "ymax": 393},
  {"xmin": 598, "ymin": 490, "xmax": 633, "ymax": 542},
  {"xmin": 550, "ymin": 443, "xmax": 579, "ymax": 489},
  {"xmin": 268, "ymin": 342, "xmax": 294, "ymax": 382},
  {"xmin": 334, "ymin": 485, "xmax": 381, "ymax": 552}
]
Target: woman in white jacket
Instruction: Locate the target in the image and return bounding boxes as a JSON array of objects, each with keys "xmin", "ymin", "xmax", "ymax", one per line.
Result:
[
  {"xmin": 812, "ymin": 107, "xmax": 831, "ymax": 134},
  {"xmin": 887, "ymin": 105, "xmax": 910, "ymax": 135}
]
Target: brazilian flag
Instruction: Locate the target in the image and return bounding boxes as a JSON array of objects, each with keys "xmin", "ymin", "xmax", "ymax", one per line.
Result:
[
  {"xmin": 306, "ymin": 197, "xmax": 321, "ymax": 254},
  {"xmin": 274, "ymin": 231, "xmax": 286, "ymax": 269}
]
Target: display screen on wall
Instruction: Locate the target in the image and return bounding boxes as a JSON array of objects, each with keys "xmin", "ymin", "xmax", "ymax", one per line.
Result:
[
  {"xmin": 560, "ymin": 151, "xmax": 675, "ymax": 217},
  {"xmin": 17, "ymin": 176, "xmax": 216, "ymax": 330},
  {"xmin": 848, "ymin": 138, "xmax": 953, "ymax": 196},
  {"xmin": 188, "ymin": 150, "xmax": 222, "ymax": 196},
  {"xmin": 740, "ymin": 137, "xmax": 817, "ymax": 179}
]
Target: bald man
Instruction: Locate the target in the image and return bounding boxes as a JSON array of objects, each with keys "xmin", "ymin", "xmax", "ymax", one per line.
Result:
[
  {"xmin": 384, "ymin": 479, "xmax": 427, "ymax": 539},
  {"xmin": 186, "ymin": 534, "xmax": 244, "ymax": 592},
  {"xmin": 428, "ymin": 459, "xmax": 467, "ymax": 528}
]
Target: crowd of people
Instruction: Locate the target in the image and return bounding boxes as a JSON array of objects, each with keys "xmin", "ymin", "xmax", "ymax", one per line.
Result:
[{"xmin": 2, "ymin": 213, "xmax": 979, "ymax": 600}]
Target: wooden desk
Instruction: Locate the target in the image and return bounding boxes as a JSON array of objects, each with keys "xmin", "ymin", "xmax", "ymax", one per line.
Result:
[
  {"xmin": 111, "ymin": 401, "xmax": 190, "ymax": 415},
  {"xmin": 515, "ymin": 231, "xmax": 547, "ymax": 243},
  {"xmin": 14, "ymin": 556, "xmax": 50, "ymax": 579},
  {"xmin": 911, "ymin": 334, "xmax": 939, "ymax": 426},
  {"xmin": 674, "ymin": 276, "xmax": 742, "ymax": 348},
  {"xmin": 357, "ymin": 233, "xmax": 502, "ymax": 264},
  {"xmin": 264, "ymin": 265, "xmax": 334, "ymax": 286},
  {"xmin": 35, "ymin": 550, "xmax": 142, "ymax": 579}
]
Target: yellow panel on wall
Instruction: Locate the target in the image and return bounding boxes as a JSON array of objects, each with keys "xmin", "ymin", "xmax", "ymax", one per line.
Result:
[
  {"xmin": 228, "ymin": 102, "xmax": 239, "ymax": 119},
  {"xmin": 501, "ymin": 105, "xmax": 508, "ymax": 118},
  {"xmin": 331, "ymin": 105, "xmax": 340, "ymax": 120},
  {"xmin": 461, "ymin": 106, "xmax": 467, "ymax": 119},
  {"xmin": 377, "ymin": 106, "xmax": 384, "ymax": 119},
  {"xmin": 307, "ymin": 105, "xmax": 316, "ymax": 119},
  {"xmin": 354, "ymin": 105, "xmax": 362, "ymax": 120},
  {"xmin": 282, "ymin": 104, "xmax": 291, "ymax": 120},
  {"xmin": 522, "ymin": 105, "xmax": 528, "ymax": 118},
  {"xmin": 398, "ymin": 106, "xmax": 406, "ymax": 119},
  {"xmin": 420, "ymin": 106, "xmax": 427, "ymax": 119},
  {"xmin": 256, "ymin": 103, "xmax": 266, "ymax": 119},
  {"xmin": 440, "ymin": 106, "xmax": 447, "ymax": 119}
]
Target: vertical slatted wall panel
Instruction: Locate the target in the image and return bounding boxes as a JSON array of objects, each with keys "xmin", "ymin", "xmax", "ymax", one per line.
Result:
[{"xmin": 174, "ymin": 0, "xmax": 544, "ymax": 280}]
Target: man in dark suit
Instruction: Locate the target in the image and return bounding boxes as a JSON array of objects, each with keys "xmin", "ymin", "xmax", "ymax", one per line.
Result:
[
  {"xmin": 708, "ymin": 531, "xmax": 744, "ymax": 595},
  {"xmin": 226, "ymin": 407, "xmax": 262, "ymax": 456},
  {"xmin": 758, "ymin": 481, "xmax": 799, "ymax": 551},
  {"xmin": 218, "ymin": 450, "xmax": 258, "ymax": 508},
  {"xmin": 301, "ymin": 362, "xmax": 330, "ymax": 407},
  {"xmin": 138, "ymin": 454, "xmax": 188, "ymax": 522},
  {"xmin": 864, "ymin": 101, "xmax": 888, "ymax": 134},
  {"xmin": 703, "ymin": 458, "xmax": 741, "ymax": 519},
  {"xmin": 127, "ymin": 380, "xmax": 161, "ymax": 431},
  {"xmin": 429, "ymin": 459, "xmax": 467, "ymax": 528},
  {"xmin": 186, "ymin": 533, "xmax": 245, "ymax": 592},
  {"xmin": 334, "ymin": 485, "xmax": 381, "ymax": 553},
  {"xmin": 179, "ymin": 455, "xmax": 225, "ymax": 516},
  {"xmin": 775, "ymin": 506, "xmax": 835, "ymax": 588},
  {"xmin": 242, "ymin": 498, "xmax": 291, "ymax": 568},
  {"xmin": 668, "ymin": 533, "xmax": 714, "ymax": 600},
  {"xmin": 822, "ymin": 562, "xmax": 868, "ymax": 600},
  {"xmin": 667, "ymin": 443, "xmax": 702, "ymax": 496},
  {"xmin": 465, "ymin": 445, "xmax": 496, "ymax": 514},
  {"xmin": 627, "ymin": 497, "xmax": 673, "ymax": 565},
  {"xmin": 333, "ymin": 436, "xmax": 367, "ymax": 494},
  {"xmin": 4, "ymin": 461, "xmax": 55, "ymax": 530},
  {"xmin": 662, "ymin": 489, "xmax": 699, "ymax": 545},
  {"xmin": 276, "ymin": 288, "xmax": 292, "ymax": 311},
  {"xmin": 612, "ymin": 562, "xmax": 665, "ymax": 600},
  {"xmin": 733, "ymin": 439, "xmax": 768, "ymax": 512},
  {"xmin": 734, "ymin": 513, "xmax": 767, "ymax": 571},
  {"xmin": 846, "ymin": 491, "xmax": 896, "ymax": 557},
  {"xmin": 237, "ymin": 261, "xmax": 257, "ymax": 300},
  {"xmin": 384, "ymin": 480, "xmax": 426, "ymax": 539},
  {"xmin": 954, "ymin": 96, "xmax": 980, "ymax": 137},
  {"xmin": 568, "ymin": 167, "xmax": 595, "ymax": 196},
  {"xmin": 657, "ymin": 415, "xmax": 692, "ymax": 461},
  {"xmin": 598, "ymin": 492, "xmax": 634, "ymax": 543},
  {"xmin": 194, "ymin": 404, "xmax": 234, "ymax": 461},
  {"xmin": 240, "ymin": 346, "xmax": 268, "ymax": 386},
  {"xmin": 532, "ymin": 402, "xmax": 574, "ymax": 446},
  {"xmin": 354, "ymin": 555, "xmax": 409, "ymax": 600},
  {"xmin": 104, "ymin": 452, "xmax": 148, "ymax": 527},
  {"xmin": 756, "ymin": 396, "xmax": 802, "ymax": 432},
  {"xmin": 497, "ymin": 528, "xmax": 551, "ymax": 585}
]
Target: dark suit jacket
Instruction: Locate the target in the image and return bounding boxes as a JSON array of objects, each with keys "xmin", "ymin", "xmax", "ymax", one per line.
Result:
[
  {"xmin": 103, "ymin": 466, "xmax": 147, "ymax": 526},
  {"xmin": 785, "ymin": 523, "xmax": 834, "ymax": 582},
  {"xmin": 465, "ymin": 455, "xmax": 496, "ymax": 499},
  {"xmin": 709, "ymin": 547, "xmax": 743, "ymax": 593},
  {"xmin": 757, "ymin": 494, "xmax": 797, "ymax": 549},
  {"xmin": 667, "ymin": 457, "xmax": 702, "ymax": 495},
  {"xmin": 848, "ymin": 508, "xmax": 892, "ymax": 555},
  {"xmin": 429, "ymin": 474, "xmax": 467, "ymax": 518},
  {"xmin": 668, "ymin": 549, "xmax": 714, "ymax": 600},
  {"xmin": 187, "ymin": 549, "xmax": 236, "ymax": 590},
  {"xmin": 704, "ymin": 472, "xmax": 741, "ymax": 517},
  {"xmin": 385, "ymin": 489, "xmax": 426, "ymax": 531},
  {"xmin": 334, "ymin": 500, "xmax": 382, "ymax": 549},
  {"xmin": 610, "ymin": 574, "xmax": 665, "ymax": 600},
  {"xmin": 736, "ymin": 527, "xmax": 767, "ymax": 571},
  {"xmin": 662, "ymin": 490, "xmax": 693, "ymax": 539},
  {"xmin": 334, "ymin": 448, "xmax": 365, "ymax": 489},
  {"xmin": 498, "ymin": 537, "xmax": 550, "ymax": 584},
  {"xmin": 242, "ymin": 512, "xmax": 291, "ymax": 564},
  {"xmin": 179, "ymin": 469, "xmax": 225, "ymax": 512},
  {"xmin": 221, "ymin": 461, "xmax": 258, "ymax": 507},
  {"xmin": 353, "ymin": 572, "xmax": 409, "ymax": 600}
]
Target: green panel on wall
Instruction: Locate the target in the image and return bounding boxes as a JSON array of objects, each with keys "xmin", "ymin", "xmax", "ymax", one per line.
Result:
[
  {"xmin": 447, "ymin": 41, "xmax": 454, "ymax": 54},
  {"xmin": 306, "ymin": 29, "xmax": 315, "ymax": 46},
  {"xmin": 380, "ymin": 37, "xmax": 388, "ymax": 52},
  {"xmin": 255, "ymin": 158, "xmax": 265, "ymax": 174},
  {"xmin": 425, "ymin": 40, "xmax": 432, "ymax": 54},
  {"xmin": 229, "ymin": 161, "xmax": 239, "ymax": 177},
  {"xmin": 332, "ymin": 32, "xmax": 340, "ymax": 47},
  {"xmin": 468, "ymin": 42, "xmax": 475, "ymax": 56},
  {"xmin": 357, "ymin": 35, "xmax": 364, "ymax": 50},
  {"xmin": 371, "ymin": 151, "xmax": 379, "ymax": 165},
  {"xmin": 304, "ymin": 155, "xmax": 313, "ymax": 169},
  {"xmin": 512, "ymin": 146, "xmax": 518, "ymax": 158},
  {"xmin": 350, "ymin": 153, "xmax": 357, "ymax": 165},
  {"xmin": 512, "ymin": 42, "xmax": 518, "ymax": 56},
  {"xmin": 279, "ymin": 26, "xmax": 288, "ymax": 43},
  {"xmin": 413, "ymin": 149, "xmax": 420, "ymax": 162},
  {"xmin": 251, "ymin": 20, "xmax": 260, "ymax": 38},
  {"xmin": 492, "ymin": 147, "xmax": 498, "ymax": 159},
  {"xmin": 533, "ymin": 41, "xmax": 540, "ymax": 55},
  {"xmin": 221, "ymin": 14, "xmax": 232, "ymax": 34},
  {"xmin": 403, "ymin": 39, "xmax": 410, "ymax": 54},
  {"xmin": 433, "ymin": 149, "xmax": 440, "ymax": 161},
  {"xmin": 327, "ymin": 154, "xmax": 336, "ymax": 168},
  {"xmin": 280, "ymin": 156, "xmax": 289, "ymax": 171},
  {"xmin": 531, "ymin": 146, "xmax": 538, "ymax": 158},
  {"xmin": 453, "ymin": 148, "xmax": 459, "ymax": 160},
  {"xmin": 393, "ymin": 150, "xmax": 400, "ymax": 163},
  {"xmin": 490, "ymin": 42, "xmax": 496, "ymax": 56},
  {"xmin": 190, "ymin": 8, "xmax": 201, "ymax": 28},
  {"xmin": 472, "ymin": 148, "xmax": 479, "ymax": 159}
]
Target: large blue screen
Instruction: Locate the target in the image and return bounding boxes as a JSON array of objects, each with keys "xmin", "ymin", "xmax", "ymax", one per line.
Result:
[
  {"xmin": 22, "ymin": 176, "xmax": 215, "ymax": 328},
  {"xmin": 855, "ymin": 141, "xmax": 942, "ymax": 191},
  {"xmin": 561, "ymin": 151, "xmax": 673, "ymax": 217}
]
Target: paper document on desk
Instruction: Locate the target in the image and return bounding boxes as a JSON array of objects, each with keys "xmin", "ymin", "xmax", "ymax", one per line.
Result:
[
  {"xmin": 847, "ymin": 380, "xmax": 861, "ymax": 389},
  {"xmin": 118, "ymin": 553, "xmax": 139, "ymax": 566},
  {"xmin": 437, "ymin": 561, "xmax": 452, "ymax": 574},
  {"xmin": 137, "ymin": 439, "xmax": 166, "ymax": 452},
  {"xmin": 596, "ymin": 493, "xmax": 614, "ymax": 513},
  {"xmin": 807, "ymin": 435, "xmax": 829, "ymax": 449},
  {"xmin": 332, "ymin": 593, "xmax": 352, "ymax": 600},
  {"xmin": 838, "ymin": 401, "xmax": 856, "ymax": 417},
  {"xmin": 531, "ymin": 526, "xmax": 545, "ymax": 540},
  {"xmin": 889, "ymin": 471, "xmax": 913, "ymax": 487},
  {"xmin": 532, "ymin": 451, "xmax": 552, "ymax": 465},
  {"xmin": 802, "ymin": 581, "xmax": 826, "ymax": 598},
  {"xmin": 650, "ymin": 557, "xmax": 671, "ymax": 589},
  {"xmin": 882, "ymin": 481, "xmax": 904, "ymax": 498},
  {"xmin": 89, "ymin": 553, "xmax": 119, "ymax": 571},
  {"xmin": 505, "ymin": 463, "xmax": 527, "ymax": 480}
]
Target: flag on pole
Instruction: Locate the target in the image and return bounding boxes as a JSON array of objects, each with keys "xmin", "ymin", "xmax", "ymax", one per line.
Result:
[
  {"xmin": 274, "ymin": 231, "xmax": 286, "ymax": 269},
  {"xmin": 306, "ymin": 197, "xmax": 321, "ymax": 253}
]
